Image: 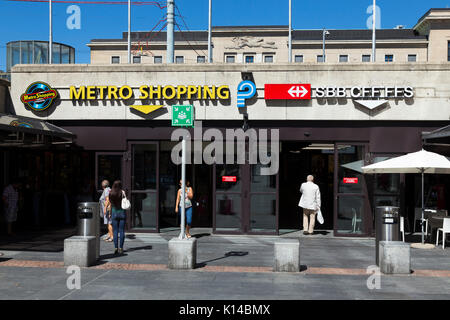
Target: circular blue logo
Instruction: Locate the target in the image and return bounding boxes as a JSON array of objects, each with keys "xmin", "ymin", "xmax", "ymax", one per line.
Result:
[{"xmin": 20, "ymin": 82, "xmax": 58, "ymax": 112}]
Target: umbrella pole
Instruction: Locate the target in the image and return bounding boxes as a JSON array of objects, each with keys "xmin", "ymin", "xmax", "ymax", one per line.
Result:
[{"xmin": 421, "ymin": 169, "xmax": 424, "ymax": 244}]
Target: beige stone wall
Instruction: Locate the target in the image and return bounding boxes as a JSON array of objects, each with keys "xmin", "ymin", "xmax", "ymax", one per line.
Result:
[{"xmin": 428, "ymin": 28, "xmax": 450, "ymax": 63}]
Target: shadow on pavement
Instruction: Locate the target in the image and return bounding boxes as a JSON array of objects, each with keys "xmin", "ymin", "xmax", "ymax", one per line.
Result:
[
  {"xmin": 192, "ymin": 233, "xmax": 211, "ymax": 239},
  {"xmin": 196, "ymin": 251, "xmax": 249, "ymax": 268}
]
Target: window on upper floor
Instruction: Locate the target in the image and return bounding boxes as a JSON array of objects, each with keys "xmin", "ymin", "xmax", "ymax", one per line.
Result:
[
  {"xmin": 339, "ymin": 55, "xmax": 348, "ymax": 63},
  {"xmin": 264, "ymin": 55, "xmax": 273, "ymax": 63},
  {"xmin": 225, "ymin": 55, "xmax": 235, "ymax": 63},
  {"xmin": 385, "ymin": 54, "xmax": 394, "ymax": 63},
  {"xmin": 197, "ymin": 56, "xmax": 206, "ymax": 63},
  {"xmin": 294, "ymin": 55, "xmax": 303, "ymax": 63},
  {"xmin": 317, "ymin": 55, "xmax": 325, "ymax": 63},
  {"xmin": 154, "ymin": 56, "xmax": 162, "ymax": 64},
  {"xmin": 362, "ymin": 55, "xmax": 371, "ymax": 62},
  {"xmin": 408, "ymin": 54, "xmax": 417, "ymax": 62},
  {"xmin": 133, "ymin": 56, "xmax": 141, "ymax": 64},
  {"xmin": 448, "ymin": 41, "xmax": 450, "ymax": 62},
  {"xmin": 245, "ymin": 55, "xmax": 254, "ymax": 63},
  {"xmin": 176, "ymin": 56, "xmax": 184, "ymax": 64},
  {"xmin": 111, "ymin": 56, "xmax": 120, "ymax": 64}
]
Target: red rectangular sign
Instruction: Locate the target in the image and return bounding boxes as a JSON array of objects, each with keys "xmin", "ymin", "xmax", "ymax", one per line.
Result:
[
  {"xmin": 343, "ymin": 178, "xmax": 359, "ymax": 184},
  {"xmin": 222, "ymin": 176, "xmax": 237, "ymax": 182},
  {"xmin": 264, "ymin": 84, "xmax": 311, "ymax": 100}
]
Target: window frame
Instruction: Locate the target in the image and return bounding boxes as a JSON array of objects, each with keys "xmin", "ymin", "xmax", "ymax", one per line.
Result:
[
  {"xmin": 339, "ymin": 55, "xmax": 349, "ymax": 63},
  {"xmin": 154, "ymin": 56, "xmax": 163, "ymax": 64},
  {"xmin": 362, "ymin": 54, "xmax": 371, "ymax": 62},
  {"xmin": 175, "ymin": 56, "xmax": 184, "ymax": 64},
  {"xmin": 111, "ymin": 56, "xmax": 120, "ymax": 64},
  {"xmin": 317, "ymin": 55, "xmax": 325, "ymax": 63},
  {"xmin": 244, "ymin": 54, "xmax": 255, "ymax": 64},
  {"xmin": 197, "ymin": 56, "xmax": 206, "ymax": 63},
  {"xmin": 264, "ymin": 55, "xmax": 274, "ymax": 63},
  {"xmin": 133, "ymin": 55, "xmax": 141, "ymax": 64},
  {"xmin": 384, "ymin": 54, "xmax": 394, "ymax": 63},
  {"xmin": 294, "ymin": 55, "xmax": 303, "ymax": 63}
]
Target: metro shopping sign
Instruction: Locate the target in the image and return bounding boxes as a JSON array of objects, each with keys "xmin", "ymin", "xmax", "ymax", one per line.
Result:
[{"xmin": 264, "ymin": 84, "xmax": 311, "ymax": 100}]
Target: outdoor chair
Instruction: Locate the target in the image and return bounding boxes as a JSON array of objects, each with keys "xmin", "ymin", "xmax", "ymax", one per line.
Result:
[
  {"xmin": 400, "ymin": 216, "xmax": 405, "ymax": 242},
  {"xmin": 414, "ymin": 207, "xmax": 428, "ymax": 236},
  {"xmin": 436, "ymin": 218, "xmax": 450, "ymax": 249}
]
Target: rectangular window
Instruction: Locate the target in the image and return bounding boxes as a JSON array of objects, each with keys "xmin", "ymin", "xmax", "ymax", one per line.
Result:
[
  {"xmin": 197, "ymin": 56, "xmax": 206, "ymax": 63},
  {"xmin": 294, "ymin": 55, "xmax": 303, "ymax": 63},
  {"xmin": 339, "ymin": 55, "xmax": 348, "ymax": 63},
  {"xmin": 133, "ymin": 56, "xmax": 141, "ymax": 64},
  {"xmin": 385, "ymin": 54, "xmax": 394, "ymax": 62},
  {"xmin": 245, "ymin": 55, "xmax": 254, "ymax": 63},
  {"xmin": 448, "ymin": 41, "xmax": 450, "ymax": 61},
  {"xmin": 225, "ymin": 55, "xmax": 235, "ymax": 63},
  {"xmin": 154, "ymin": 56, "xmax": 162, "ymax": 64},
  {"xmin": 362, "ymin": 55, "xmax": 371, "ymax": 62},
  {"xmin": 175, "ymin": 56, "xmax": 184, "ymax": 64},
  {"xmin": 264, "ymin": 55, "xmax": 273, "ymax": 63},
  {"xmin": 317, "ymin": 55, "xmax": 325, "ymax": 63},
  {"xmin": 111, "ymin": 56, "xmax": 120, "ymax": 64},
  {"xmin": 408, "ymin": 54, "xmax": 417, "ymax": 62}
]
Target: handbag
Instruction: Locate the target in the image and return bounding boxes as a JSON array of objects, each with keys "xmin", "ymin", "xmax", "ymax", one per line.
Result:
[
  {"xmin": 317, "ymin": 208, "xmax": 324, "ymax": 225},
  {"xmin": 121, "ymin": 190, "xmax": 131, "ymax": 210}
]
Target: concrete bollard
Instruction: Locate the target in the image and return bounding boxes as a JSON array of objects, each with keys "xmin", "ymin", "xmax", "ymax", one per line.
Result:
[
  {"xmin": 379, "ymin": 241, "xmax": 411, "ymax": 274},
  {"xmin": 64, "ymin": 236, "xmax": 97, "ymax": 267},
  {"xmin": 273, "ymin": 239, "xmax": 301, "ymax": 272},
  {"xmin": 168, "ymin": 238, "xmax": 197, "ymax": 269}
]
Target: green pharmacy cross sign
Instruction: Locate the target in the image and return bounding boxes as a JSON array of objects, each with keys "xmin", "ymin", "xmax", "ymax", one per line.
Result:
[{"xmin": 172, "ymin": 105, "xmax": 194, "ymax": 127}]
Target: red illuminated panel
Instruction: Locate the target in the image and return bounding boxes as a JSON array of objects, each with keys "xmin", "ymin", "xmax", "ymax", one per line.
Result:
[
  {"xmin": 264, "ymin": 84, "xmax": 311, "ymax": 100},
  {"xmin": 343, "ymin": 178, "xmax": 359, "ymax": 184},
  {"xmin": 222, "ymin": 176, "xmax": 237, "ymax": 182}
]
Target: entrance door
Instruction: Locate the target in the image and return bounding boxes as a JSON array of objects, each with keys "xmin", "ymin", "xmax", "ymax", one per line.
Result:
[
  {"xmin": 213, "ymin": 156, "xmax": 278, "ymax": 234},
  {"xmin": 127, "ymin": 142, "xmax": 159, "ymax": 231},
  {"xmin": 334, "ymin": 144, "xmax": 370, "ymax": 236}
]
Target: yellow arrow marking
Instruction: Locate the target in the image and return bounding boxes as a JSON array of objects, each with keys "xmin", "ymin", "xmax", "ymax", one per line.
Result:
[{"xmin": 130, "ymin": 105, "xmax": 164, "ymax": 114}]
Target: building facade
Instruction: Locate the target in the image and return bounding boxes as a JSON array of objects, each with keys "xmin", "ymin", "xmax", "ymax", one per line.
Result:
[{"xmin": 5, "ymin": 8, "xmax": 450, "ymax": 236}]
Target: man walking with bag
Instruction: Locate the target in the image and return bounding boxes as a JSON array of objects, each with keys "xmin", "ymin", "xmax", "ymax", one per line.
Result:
[{"xmin": 299, "ymin": 175, "xmax": 321, "ymax": 235}]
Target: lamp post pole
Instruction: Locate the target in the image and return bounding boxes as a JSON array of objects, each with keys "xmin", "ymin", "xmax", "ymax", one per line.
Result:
[
  {"xmin": 372, "ymin": 0, "xmax": 376, "ymax": 62},
  {"xmin": 322, "ymin": 29, "xmax": 329, "ymax": 62},
  {"xmin": 128, "ymin": 0, "xmax": 131, "ymax": 63},
  {"xmin": 49, "ymin": 0, "xmax": 52, "ymax": 64},
  {"xmin": 288, "ymin": 0, "xmax": 292, "ymax": 63},
  {"xmin": 178, "ymin": 137, "xmax": 186, "ymax": 239},
  {"xmin": 208, "ymin": 0, "xmax": 212, "ymax": 63}
]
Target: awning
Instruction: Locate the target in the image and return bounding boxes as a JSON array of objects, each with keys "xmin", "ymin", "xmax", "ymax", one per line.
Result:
[
  {"xmin": 422, "ymin": 125, "xmax": 450, "ymax": 156},
  {"xmin": 0, "ymin": 113, "xmax": 75, "ymax": 147},
  {"xmin": 422, "ymin": 125, "xmax": 450, "ymax": 141}
]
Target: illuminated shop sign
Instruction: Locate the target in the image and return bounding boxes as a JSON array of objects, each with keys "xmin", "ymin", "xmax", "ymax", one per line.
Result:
[
  {"xmin": 69, "ymin": 85, "xmax": 230, "ymax": 100},
  {"xmin": 20, "ymin": 82, "xmax": 58, "ymax": 112},
  {"xmin": 343, "ymin": 178, "xmax": 359, "ymax": 184}
]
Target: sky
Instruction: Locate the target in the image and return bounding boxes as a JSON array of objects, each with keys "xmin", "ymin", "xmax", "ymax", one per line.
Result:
[{"xmin": 0, "ymin": 0, "xmax": 449, "ymax": 69}]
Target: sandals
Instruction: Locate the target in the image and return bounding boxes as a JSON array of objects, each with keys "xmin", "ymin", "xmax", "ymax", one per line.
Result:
[{"xmin": 104, "ymin": 237, "xmax": 113, "ymax": 242}]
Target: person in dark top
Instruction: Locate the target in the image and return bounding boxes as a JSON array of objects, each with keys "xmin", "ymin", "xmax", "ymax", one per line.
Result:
[{"xmin": 104, "ymin": 180, "xmax": 127, "ymax": 255}]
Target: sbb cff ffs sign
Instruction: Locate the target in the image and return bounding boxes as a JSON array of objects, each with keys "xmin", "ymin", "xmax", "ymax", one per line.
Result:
[{"xmin": 264, "ymin": 84, "xmax": 311, "ymax": 100}]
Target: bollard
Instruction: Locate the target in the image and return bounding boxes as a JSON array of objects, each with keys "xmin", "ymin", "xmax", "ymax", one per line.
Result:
[
  {"xmin": 379, "ymin": 241, "xmax": 411, "ymax": 274},
  {"xmin": 168, "ymin": 238, "xmax": 197, "ymax": 269},
  {"xmin": 64, "ymin": 236, "xmax": 97, "ymax": 267},
  {"xmin": 273, "ymin": 239, "xmax": 301, "ymax": 272}
]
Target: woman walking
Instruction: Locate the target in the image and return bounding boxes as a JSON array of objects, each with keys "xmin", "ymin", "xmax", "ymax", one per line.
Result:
[
  {"xmin": 104, "ymin": 180, "xmax": 127, "ymax": 255},
  {"xmin": 175, "ymin": 180, "xmax": 194, "ymax": 238},
  {"xmin": 100, "ymin": 180, "xmax": 113, "ymax": 242}
]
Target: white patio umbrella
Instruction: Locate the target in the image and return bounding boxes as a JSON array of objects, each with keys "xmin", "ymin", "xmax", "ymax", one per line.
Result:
[{"xmin": 362, "ymin": 149, "xmax": 450, "ymax": 244}]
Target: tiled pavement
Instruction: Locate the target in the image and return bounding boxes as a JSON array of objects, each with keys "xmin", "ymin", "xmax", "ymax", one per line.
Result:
[{"xmin": 0, "ymin": 227, "xmax": 449, "ymax": 299}]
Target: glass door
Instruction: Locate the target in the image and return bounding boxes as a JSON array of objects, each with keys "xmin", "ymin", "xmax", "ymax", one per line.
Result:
[
  {"xmin": 128, "ymin": 142, "xmax": 159, "ymax": 231},
  {"xmin": 95, "ymin": 152, "xmax": 124, "ymax": 196},
  {"xmin": 334, "ymin": 144, "xmax": 370, "ymax": 236}
]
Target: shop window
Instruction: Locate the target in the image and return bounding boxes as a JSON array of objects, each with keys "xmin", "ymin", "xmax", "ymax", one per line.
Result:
[
  {"xmin": 175, "ymin": 56, "xmax": 184, "ymax": 64},
  {"xmin": 362, "ymin": 55, "xmax": 371, "ymax": 62},
  {"xmin": 133, "ymin": 56, "xmax": 141, "ymax": 64},
  {"xmin": 408, "ymin": 54, "xmax": 417, "ymax": 62},
  {"xmin": 294, "ymin": 55, "xmax": 303, "ymax": 63},
  {"xmin": 225, "ymin": 55, "xmax": 235, "ymax": 63},
  {"xmin": 264, "ymin": 55, "xmax": 273, "ymax": 63},
  {"xmin": 197, "ymin": 56, "xmax": 206, "ymax": 63},
  {"xmin": 111, "ymin": 56, "xmax": 120, "ymax": 64},
  {"xmin": 447, "ymin": 41, "xmax": 450, "ymax": 61},
  {"xmin": 339, "ymin": 55, "xmax": 348, "ymax": 63},
  {"xmin": 317, "ymin": 55, "xmax": 325, "ymax": 63},
  {"xmin": 385, "ymin": 54, "xmax": 394, "ymax": 62},
  {"xmin": 154, "ymin": 56, "xmax": 162, "ymax": 64},
  {"xmin": 245, "ymin": 55, "xmax": 254, "ymax": 64}
]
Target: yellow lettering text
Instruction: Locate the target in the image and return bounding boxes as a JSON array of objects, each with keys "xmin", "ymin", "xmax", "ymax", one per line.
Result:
[{"xmin": 69, "ymin": 86, "xmax": 85, "ymax": 100}]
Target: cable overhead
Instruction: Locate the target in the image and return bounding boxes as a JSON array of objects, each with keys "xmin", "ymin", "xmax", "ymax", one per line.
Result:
[{"xmin": 6, "ymin": 0, "xmax": 167, "ymax": 7}]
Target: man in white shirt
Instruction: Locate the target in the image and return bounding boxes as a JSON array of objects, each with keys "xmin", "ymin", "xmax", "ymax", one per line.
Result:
[{"xmin": 298, "ymin": 175, "xmax": 321, "ymax": 235}]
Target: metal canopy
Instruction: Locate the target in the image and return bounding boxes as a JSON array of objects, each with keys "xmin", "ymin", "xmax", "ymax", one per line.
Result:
[
  {"xmin": 0, "ymin": 113, "xmax": 75, "ymax": 147},
  {"xmin": 422, "ymin": 125, "xmax": 450, "ymax": 141}
]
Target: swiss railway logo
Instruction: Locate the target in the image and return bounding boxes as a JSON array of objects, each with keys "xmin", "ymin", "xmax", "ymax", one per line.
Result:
[{"xmin": 21, "ymin": 82, "xmax": 58, "ymax": 112}]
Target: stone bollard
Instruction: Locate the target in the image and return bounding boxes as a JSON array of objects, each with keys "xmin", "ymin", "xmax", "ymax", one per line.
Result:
[
  {"xmin": 168, "ymin": 238, "xmax": 197, "ymax": 269},
  {"xmin": 379, "ymin": 241, "xmax": 411, "ymax": 274},
  {"xmin": 273, "ymin": 239, "xmax": 301, "ymax": 272},
  {"xmin": 64, "ymin": 236, "xmax": 97, "ymax": 267}
]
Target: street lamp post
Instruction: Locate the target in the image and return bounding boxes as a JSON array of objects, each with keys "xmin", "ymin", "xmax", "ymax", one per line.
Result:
[{"xmin": 322, "ymin": 29, "xmax": 330, "ymax": 62}]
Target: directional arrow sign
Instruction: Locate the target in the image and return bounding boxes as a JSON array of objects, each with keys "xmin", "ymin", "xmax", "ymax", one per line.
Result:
[
  {"xmin": 264, "ymin": 84, "xmax": 311, "ymax": 100},
  {"xmin": 354, "ymin": 99, "xmax": 388, "ymax": 110}
]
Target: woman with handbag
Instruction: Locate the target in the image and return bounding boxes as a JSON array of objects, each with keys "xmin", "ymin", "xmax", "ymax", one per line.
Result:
[
  {"xmin": 175, "ymin": 180, "xmax": 194, "ymax": 238},
  {"xmin": 104, "ymin": 180, "xmax": 129, "ymax": 255}
]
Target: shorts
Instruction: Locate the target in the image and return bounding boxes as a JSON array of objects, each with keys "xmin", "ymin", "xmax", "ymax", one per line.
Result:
[
  {"xmin": 179, "ymin": 206, "xmax": 193, "ymax": 226},
  {"xmin": 103, "ymin": 213, "xmax": 112, "ymax": 225},
  {"xmin": 4, "ymin": 207, "xmax": 18, "ymax": 223}
]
